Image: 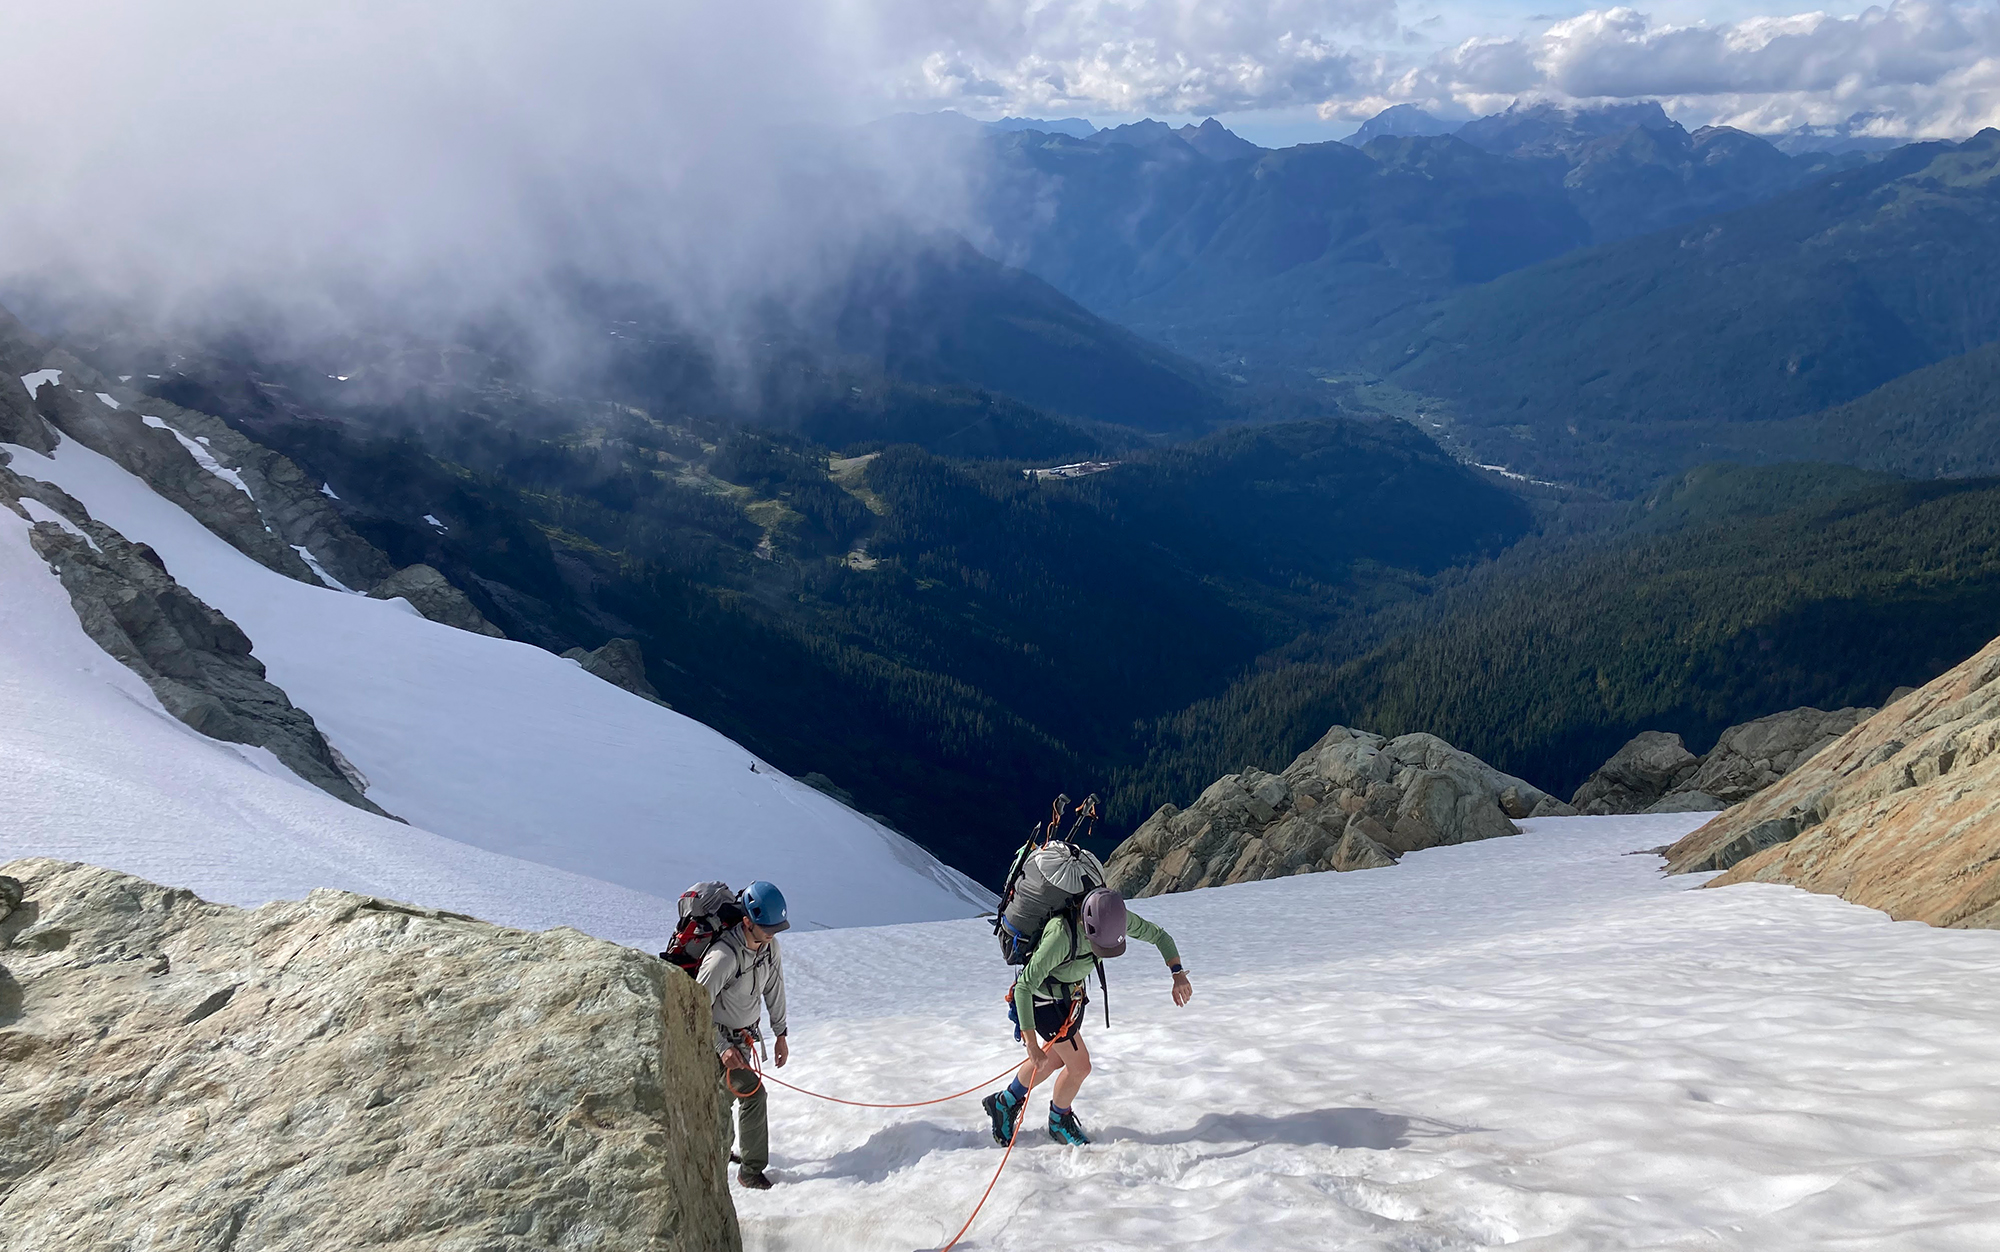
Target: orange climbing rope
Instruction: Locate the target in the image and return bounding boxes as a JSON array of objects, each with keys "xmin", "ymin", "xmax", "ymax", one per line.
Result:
[
  {"xmin": 726, "ymin": 1045, "xmax": 1022, "ymax": 1109},
  {"xmin": 721, "ymin": 1026, "xmax": 1060, "ymax": 1250},
  {"xmin": 935, "ymin": 1060, "xmax": 1046, "ymax": 1251}
]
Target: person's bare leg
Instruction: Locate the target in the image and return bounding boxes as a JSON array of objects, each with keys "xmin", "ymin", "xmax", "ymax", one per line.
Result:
[
  {"xmin": 1013, "ymin": 1041, "xmax": 1067, "ymax": 1090},
  {"xmin": 1050, "ymin": 1035, "xmax": 1092, "ymax": 1108}
]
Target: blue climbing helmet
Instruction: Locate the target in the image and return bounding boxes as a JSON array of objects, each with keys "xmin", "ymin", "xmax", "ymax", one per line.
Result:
[{"xmin": 740, "ymin": 880, "xmax": 791, "ymax": 933}]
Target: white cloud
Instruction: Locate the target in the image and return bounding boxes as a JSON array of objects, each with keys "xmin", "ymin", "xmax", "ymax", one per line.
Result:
[
  {"xmin": 1438, "ymin": 1, "xmax": 2000, "ymax": 133},
  {"xmin": 894, "ymin": 0, "xmax": 2000, "ymax": 139},
  {"xmin": 0, "ymin": 0, "xmax": 980, "ymax": 347},
  {"xmin": 884, "ymin": 0, "xmax": 1399, "ymax": 115}
]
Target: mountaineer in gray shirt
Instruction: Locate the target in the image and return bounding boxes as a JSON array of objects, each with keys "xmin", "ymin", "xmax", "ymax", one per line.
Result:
[{"xmin": 696, "ymin": 879, "xmax": 791, "ymax": 1190}]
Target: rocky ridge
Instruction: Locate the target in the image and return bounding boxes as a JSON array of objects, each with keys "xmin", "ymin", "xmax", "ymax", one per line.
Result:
[
  {"xmin": 1106, "ymin": 725, "xmax": 1576, "ymax": 897},
  {"xmin": 2, "ymin": 308, "xmax": 496, "ymax": 634},
  {"xmin": 1663, "ymin": 637, "xmax": 2000, "ymax": 925},
  {"xmin": 0, "ymin": 857, "xmax": 740, "ymax": 1250},
  {"xmin": 1, "ymin": 456, "xmax": 386, "ymax": 814},
  {"xmin": 1572, "ymin": 705, "xmax": 1877, "ymax": 815}
]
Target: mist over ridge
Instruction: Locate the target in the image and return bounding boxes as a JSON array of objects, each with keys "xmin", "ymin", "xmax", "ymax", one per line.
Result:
[{"xmin": 0, "ymin": 0, "xmax": 997, "ymax": 378}]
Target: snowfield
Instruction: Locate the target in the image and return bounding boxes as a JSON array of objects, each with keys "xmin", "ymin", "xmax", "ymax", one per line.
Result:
[
  {"xmin": 0, "ymin": 503, "xmax": 687, "ymax": 941},
  {"xmin": 1, "ymin": 436, "xmax": 989, "ymax": 931},
  {"xmin": 755, "ymin": 815, "xmax": 2000, "ymax": 1251}
]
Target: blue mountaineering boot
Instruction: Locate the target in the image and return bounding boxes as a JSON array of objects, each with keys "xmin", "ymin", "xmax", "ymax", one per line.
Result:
[
  {"xmin": 1048, "ymin": 1105, "xmax": 1090, "ymax": 1145},
  {"xmin": 983, "ymin": 1089, "xmax": 1023, "ymax": 1146}
]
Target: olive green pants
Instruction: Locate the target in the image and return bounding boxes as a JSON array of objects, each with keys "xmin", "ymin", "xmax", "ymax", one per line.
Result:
[{"xmin": 718, "ymin": 1061, "xmax": 769, "ymax": 1174}]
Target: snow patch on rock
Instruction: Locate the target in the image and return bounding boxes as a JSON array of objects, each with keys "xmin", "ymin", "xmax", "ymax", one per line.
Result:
[{"xmin": 139, "ymin": 415, "xmax": 254, "ymax": 500}]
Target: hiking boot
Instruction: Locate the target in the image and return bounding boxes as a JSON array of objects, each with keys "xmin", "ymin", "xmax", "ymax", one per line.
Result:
[
  {"xmin": 737, "ymin": 1167, "xmax": 773, "ymax": 1190},
  {"xmin": 1048, "ymin": 1107, "xmax": 1090, "ymax": 1146},
  {"xmin": 983, "ymin": 1090, "xmax": 1023, "ymax": 1146}
]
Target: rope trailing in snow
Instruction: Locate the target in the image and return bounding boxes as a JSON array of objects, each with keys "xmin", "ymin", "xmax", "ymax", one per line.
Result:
[
  {"xmin": 727, "ymin": 1041, "xmax": 1020, "ymax": 1110},
  {"xmin": 935, "ymin": 1062, "xmax": 1045, "ymax": 1252},
  {"xmin": 725, "ymin": 1031, "xmax": 1042, "ymax": 1249}
]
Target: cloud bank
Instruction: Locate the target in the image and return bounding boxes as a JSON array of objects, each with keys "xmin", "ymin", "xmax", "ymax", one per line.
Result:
[
  {"xmin": 898, "ymin": 0, "xmax": 2000, "ymax": 138},
  {"xmin": 3, "ymin": 0, "xmax": 1991, "ymax": 362},
  {"xmin": 0, "ymin": 0, "xmax": 978, "ymax": 346}
]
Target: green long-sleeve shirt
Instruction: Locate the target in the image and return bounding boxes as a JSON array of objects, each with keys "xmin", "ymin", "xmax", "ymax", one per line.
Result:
[{"xmin": 1013, "ymin": 909, "xmax": 1180, "ymax": 1026}]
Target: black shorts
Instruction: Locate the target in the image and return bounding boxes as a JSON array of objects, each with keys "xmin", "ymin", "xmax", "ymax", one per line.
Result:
[{"xmin": 1011, "ymin": 992, "xmax": 1086, "ymax": 1046}]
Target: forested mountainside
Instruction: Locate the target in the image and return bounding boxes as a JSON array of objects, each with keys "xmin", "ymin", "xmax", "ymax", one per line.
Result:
[
  {"xmin": 1376, "ymin": 131, "xmax": 2000, "ymax": 491},
  {"xmin": 1119, "ymin": 464, "xmax": 2000, "ymax": 815},
  {"xmin": 104, "ymin": 337, "xmax": 1525, "ymax": 881},
  {"xmin": 1731, "ymin": 340, "xmax": 2000, "ymax": 479}
]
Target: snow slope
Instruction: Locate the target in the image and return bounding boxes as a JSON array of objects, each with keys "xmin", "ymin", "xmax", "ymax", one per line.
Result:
[
  {"xmin": 0, "ymin": 504, "xmax": 686, "ymax": 943},
  {"xmin": 1, "ymin": 436, "xmax": 990, "ymax": 930},
  {"xmin": 751, "ymin": 815, "xmax": 2000, "ymax": 1251}
]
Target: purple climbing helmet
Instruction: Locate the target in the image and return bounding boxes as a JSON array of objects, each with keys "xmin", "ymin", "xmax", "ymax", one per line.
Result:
[{"xmin": 1080, "ymin": 887, "xmax": 1128, "ymax": 959}]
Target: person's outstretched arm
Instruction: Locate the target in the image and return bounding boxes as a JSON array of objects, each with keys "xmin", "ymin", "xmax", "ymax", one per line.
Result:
[{"xmin": 1127, "ymin": 910, "xmax": 1193, "ymax": 1006}]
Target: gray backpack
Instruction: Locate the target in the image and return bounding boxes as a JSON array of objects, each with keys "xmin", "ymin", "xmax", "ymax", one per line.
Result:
[{"xmin": 996, "ymin": 842, "xmax": 1107, "ymax": 966}]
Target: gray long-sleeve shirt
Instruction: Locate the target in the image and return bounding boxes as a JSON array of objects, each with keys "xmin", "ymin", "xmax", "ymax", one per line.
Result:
[{"xmin": 696, "ymin": 927, "xmax": 787, "ymax": 1053}]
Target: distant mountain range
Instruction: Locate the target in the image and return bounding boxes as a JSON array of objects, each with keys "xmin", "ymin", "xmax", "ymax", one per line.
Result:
[{"xmin": 966, "ymin": 105, "xmax": 1876, "ymax": 380}]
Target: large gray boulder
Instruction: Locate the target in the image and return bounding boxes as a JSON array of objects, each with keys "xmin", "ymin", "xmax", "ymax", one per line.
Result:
[
  {"xmin": 1105, "ymin": 725, "xmax": 1575, "ymax": 898},
  {"xmin": 0, "ymin": 858, "xmax": 741, "ymax": 1251},
  {"xmin": 370, "ymin": 563, "xmax": 506, "ymax": 638},
  {"xmin": 1569, "ymin": 731, "xmax": 1701, "ymax": 814},
  {"xmin": 564, "ymin": 637, "xmax": 670, "ymax": 706},
  {"xmin": 1685, "ymin": 706, "xmax": 1875, "ymax": 803},
  {"xmin": 1572, "ymin": 706, "xmax": 1877, "ymax": 815}
]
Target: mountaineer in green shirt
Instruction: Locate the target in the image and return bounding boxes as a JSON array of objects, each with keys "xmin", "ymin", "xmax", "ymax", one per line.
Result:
[{"xmin": 984, "ymin": 887, "xmax": 1193, "ymax": 1146}]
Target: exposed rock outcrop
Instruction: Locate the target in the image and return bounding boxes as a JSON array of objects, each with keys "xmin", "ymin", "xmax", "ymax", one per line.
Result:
[
  {"xmin": 1, "ymin": 373, "xmax": 58, "ymax": 454},
  {"xmin": 1106, "ymin": 726, "xmax": 1575, "ymax": 897},
  {"xmin": 1572, "ymin": 706, "xmax": 1876, "ymax": 815},
  {"xmin": 370, "ymin": 562, "xmax": 507, "ymax": 638},
  {"xmin": 114, "ymin": 394, "xmax": 400, "ymax": 593},
  {"xmin": 2, "ymin": 459, "xmax": 388, "ymax": 815},
  {"xmin": 564, "ymin": 637, "xmax": 669, "ymax": 705},
  {"xmin": 1664, "ymin": 635, "xmax": 2000, "ymax": 913},
  {"xmin": 33, "ymin": 378, "xmax": 328, "ymax": 583},
  {"xmin": 0, "ymin": 858, "xmax": 740, "ymax": 1250},
  {"xmin": 0, "ymin": 315, "xmax": 395, "ymax": 594}
]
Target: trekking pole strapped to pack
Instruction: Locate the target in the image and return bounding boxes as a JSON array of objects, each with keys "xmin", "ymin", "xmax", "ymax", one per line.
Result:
[{"xmin": 993, "ymin": 797, "xmax": 1109, "ymax": 967}]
